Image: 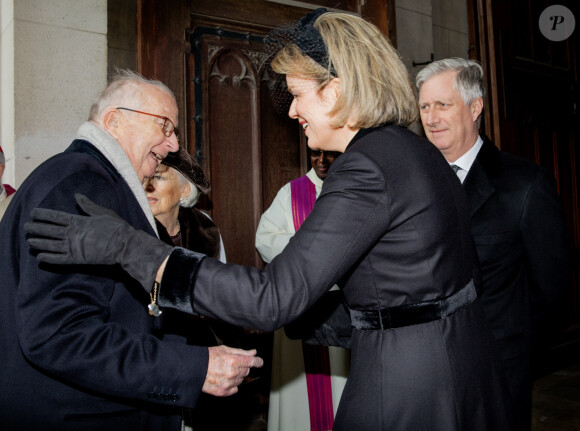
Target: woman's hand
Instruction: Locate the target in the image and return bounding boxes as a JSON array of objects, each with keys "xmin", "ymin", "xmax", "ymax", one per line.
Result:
[{"xmin": 25, "ymin": 193, "xmax": 173, "ymax": 293}]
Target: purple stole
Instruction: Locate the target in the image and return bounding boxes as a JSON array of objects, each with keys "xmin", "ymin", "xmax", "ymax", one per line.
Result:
[{"xmin": 290, "ymin": 174, "xmax": 334, "ymax": 431}]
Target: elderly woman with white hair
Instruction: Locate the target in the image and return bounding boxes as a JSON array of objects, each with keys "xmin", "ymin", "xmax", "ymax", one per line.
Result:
[
  {"xmin": 144, "ymin": 146, "xmax": 225, "ymax": 262},
  {"xmin": 145, "ymin": 147, "xmax": 243, "ymax": 430}
]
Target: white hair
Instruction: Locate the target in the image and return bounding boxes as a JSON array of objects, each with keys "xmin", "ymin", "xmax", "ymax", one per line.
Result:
[
  {"xmin": 88, "ymin": 69, "xmax": 176, "ymax": 123},
  {"xmin": 175, "ymin": 170, "xmax": 200, "ymax": 208}
]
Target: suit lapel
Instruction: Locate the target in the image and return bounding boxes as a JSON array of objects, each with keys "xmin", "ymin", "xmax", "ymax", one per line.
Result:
[{"xmin": 463, "ymin": 137, "xmax": 500, "ymax": 217}]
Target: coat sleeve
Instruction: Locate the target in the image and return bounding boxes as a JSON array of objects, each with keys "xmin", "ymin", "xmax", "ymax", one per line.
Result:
[
  {"xmin": 17, "ymin": 165, "xmax": 207, "ymax": 409},
  {"xmin": 284, "ymin": 289, "xmax": 352, "ymax": 348},
  {"xmin": 159, "ymin": 150, "xmax": 390, "ymax": 331},
  {"xmin": 520, "ymin": 167, "xmax": 572, "ymax": 336},
  {"xmin": 254, "ymin": 177, "xmax": 352, "ymax": 347}
]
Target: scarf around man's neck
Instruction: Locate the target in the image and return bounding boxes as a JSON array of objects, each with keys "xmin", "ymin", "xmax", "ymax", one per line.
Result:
[{"xmin": 76, "ymin": 121, "xmax": 158, "ymax": 236}]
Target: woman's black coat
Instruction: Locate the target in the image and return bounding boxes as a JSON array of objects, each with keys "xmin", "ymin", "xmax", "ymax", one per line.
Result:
[{"xmin": 160, "ymin": 125, "xmax": 513, "ymax": 430}]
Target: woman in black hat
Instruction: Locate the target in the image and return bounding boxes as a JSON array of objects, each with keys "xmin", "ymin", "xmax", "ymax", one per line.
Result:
[
  {"xmin": 144, "ymin": 147, "xmax": 224, "ymax": 261},
  {"xmin": 145, "ymin": 147, "xmax": 244, "ymax": 430}
]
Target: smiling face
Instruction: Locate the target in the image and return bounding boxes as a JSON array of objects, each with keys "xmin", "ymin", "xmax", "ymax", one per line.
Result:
[
  {"xmin": 112, "ymin": 85, "xmax": 180, "ymax": 181},
  {"xmin": 418, "ymin": 71, "xmax": 482, "ymax": 162},
  {"xmin": 286, "ymin": 75, "xmax": 356, "ymax": 153}
]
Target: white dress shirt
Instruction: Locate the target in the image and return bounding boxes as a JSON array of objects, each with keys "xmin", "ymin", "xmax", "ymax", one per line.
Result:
[{"xmin": 450, "ymin": 135, "xmax": 484, "ymax": 183}]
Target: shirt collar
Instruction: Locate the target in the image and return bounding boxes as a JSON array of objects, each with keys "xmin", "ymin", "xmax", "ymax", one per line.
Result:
[{"xmin": 450, "ymin": 135, "xmax": 483, "ymax": 173}]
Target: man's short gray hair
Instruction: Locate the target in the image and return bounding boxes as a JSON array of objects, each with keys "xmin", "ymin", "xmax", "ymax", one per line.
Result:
[
  {"xmin": 416, "ymin": 57, "xmax": 486, "ymax": 107},
  {"xmin": 88, "ymin": 69, "xmax": 176, "ymax": 122}
]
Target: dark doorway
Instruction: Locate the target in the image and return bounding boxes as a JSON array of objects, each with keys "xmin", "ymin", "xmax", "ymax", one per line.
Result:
[{"xmin": 469, "ymin": 0, "xmax": 580, "ymax": 372}]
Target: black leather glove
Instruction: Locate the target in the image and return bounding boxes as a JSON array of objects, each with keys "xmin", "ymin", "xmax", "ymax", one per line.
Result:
[{"xmin": 25, "ymin": 193, "xmax": 173, "ymax": 293}]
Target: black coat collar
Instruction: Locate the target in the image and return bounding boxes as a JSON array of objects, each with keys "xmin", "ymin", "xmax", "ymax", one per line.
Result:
[
  {"xmin": 66, "ymin": 139, "xmax": 121, "ymax": 181},
  {"xmin": 463, "ymin": 135, "xmax": 500, "ymax": 216}
]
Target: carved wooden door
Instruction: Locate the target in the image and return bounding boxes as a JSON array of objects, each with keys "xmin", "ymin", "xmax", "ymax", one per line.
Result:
[{"xmin": 189, "ymin": 26, "xmax": 303, "ymax": 267}]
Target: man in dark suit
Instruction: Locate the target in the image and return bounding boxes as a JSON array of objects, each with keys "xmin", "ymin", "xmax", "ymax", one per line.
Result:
[
  {"xmin": 416, "ymin": 58, "xmax": 571, "ymax": 431},
  {"xmin": 0, "ymin": 70, "xmax": 262, "ymax": 430}
]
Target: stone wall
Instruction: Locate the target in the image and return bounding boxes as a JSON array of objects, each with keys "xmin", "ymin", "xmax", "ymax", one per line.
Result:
[
  {"xmin": 1, "ymin": 0, "xmax": 107, "ymax": 187},
  {"xmin": 395, "ymin": 0, "xmax": 470, "ymax": 134}
]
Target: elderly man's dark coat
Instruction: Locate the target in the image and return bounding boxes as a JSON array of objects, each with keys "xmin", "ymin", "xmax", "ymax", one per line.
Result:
[{"xmin": 0, "ymin": 140, "xmax": 208, "ymax": 430}]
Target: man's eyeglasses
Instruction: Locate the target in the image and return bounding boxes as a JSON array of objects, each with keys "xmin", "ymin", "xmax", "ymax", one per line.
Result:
[
  {"xmin": 116, "ymin": 107, "xmax": 179, "ymax": 139},
  {"xmin": 310, "ymin": 149, "xmax": 340, "ymax": 159}
]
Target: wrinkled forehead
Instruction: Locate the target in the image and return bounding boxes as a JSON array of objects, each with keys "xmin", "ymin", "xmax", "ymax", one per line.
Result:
[{"xmin": 141, "ymin": 85, "xmax": 178, "ymax": 120}]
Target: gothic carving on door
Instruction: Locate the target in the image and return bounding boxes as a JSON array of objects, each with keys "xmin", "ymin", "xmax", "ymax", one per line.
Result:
[{"xmin": 190, "ymin": 27, "xmax": 304, "ymax": 268}]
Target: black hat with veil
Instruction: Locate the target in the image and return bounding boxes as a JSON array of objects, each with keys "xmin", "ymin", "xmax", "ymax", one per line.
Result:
[{"xmin": 263, "ymin": 8, "xmax": 336, "ymax": 114}]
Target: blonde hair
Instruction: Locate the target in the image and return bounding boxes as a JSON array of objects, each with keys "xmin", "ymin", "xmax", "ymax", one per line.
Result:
[{"xmin": 271, "ymin": 12, "xmax": 417, "ymax": 128}]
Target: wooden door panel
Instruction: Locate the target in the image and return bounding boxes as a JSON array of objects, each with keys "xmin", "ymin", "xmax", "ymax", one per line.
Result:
[
  {"xmin": 205, "ymin": 41, "xmax": 263, "ymax": 267},
  {"xmin": 191, "ymin": 29, "xmax": 303, "ymax": 268},
  {"xmin": 259, "ymin": 78, "xmax": 308, "ymax": 214}
]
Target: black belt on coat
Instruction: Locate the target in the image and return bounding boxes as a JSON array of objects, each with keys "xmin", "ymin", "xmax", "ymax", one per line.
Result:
[{"xmin": 349, "ymin": 280, "xmax": 477, "ymax": 330}]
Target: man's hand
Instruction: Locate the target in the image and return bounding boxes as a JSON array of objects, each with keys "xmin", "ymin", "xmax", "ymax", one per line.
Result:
[{"xmin": 202, "ymin": 345, "xmax": 264, "ymax": 397}]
